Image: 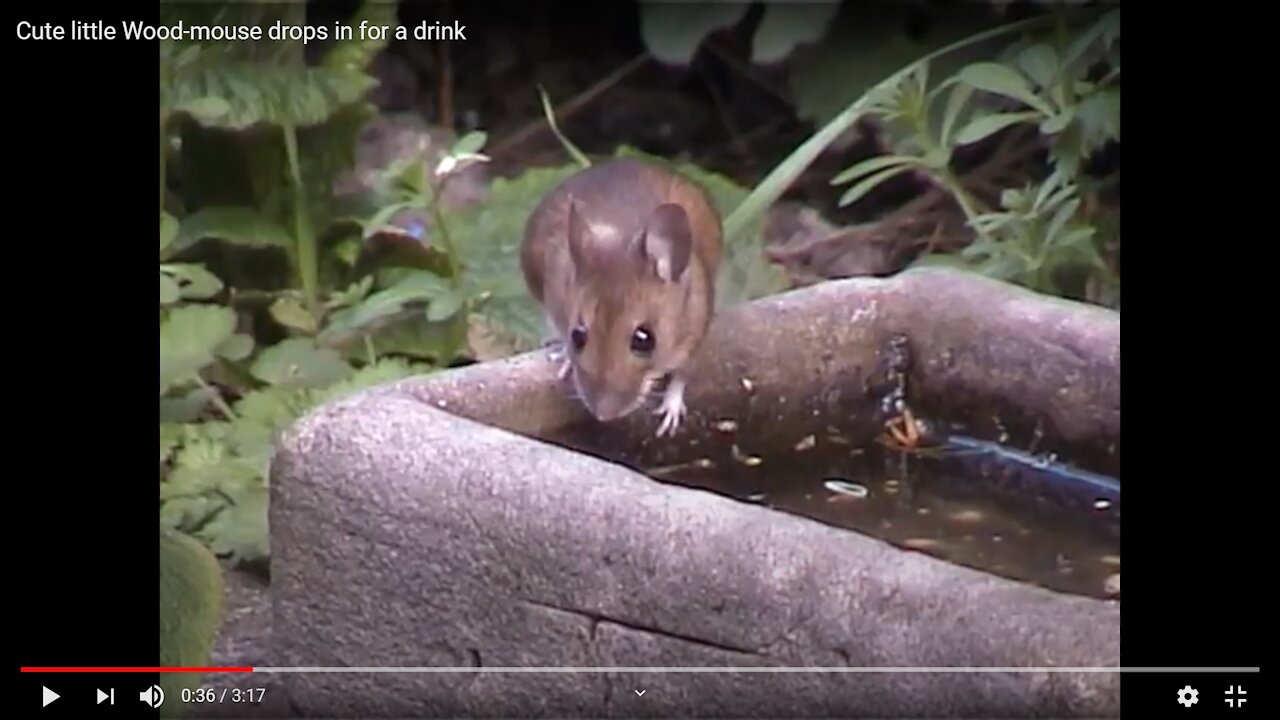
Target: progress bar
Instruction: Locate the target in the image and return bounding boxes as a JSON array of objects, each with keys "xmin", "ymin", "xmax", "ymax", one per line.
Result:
[{"xmin": 20, "ymin": 666, "xmax": 1262, "ymax": 674}]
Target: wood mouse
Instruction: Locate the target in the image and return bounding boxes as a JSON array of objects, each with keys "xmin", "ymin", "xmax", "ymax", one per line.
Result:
[{"xmin": 520, "ymin": 157, "xmax": 723, "ymax": 437}]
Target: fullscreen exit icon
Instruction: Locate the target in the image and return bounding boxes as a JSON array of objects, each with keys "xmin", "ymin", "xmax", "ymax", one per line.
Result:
[{"xmin": 1224, "ymin": 685, "xmax": 1247, "ymax": 708}]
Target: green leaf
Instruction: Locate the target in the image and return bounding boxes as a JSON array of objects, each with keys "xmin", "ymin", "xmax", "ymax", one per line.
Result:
[
  {"xmin": 199, "ymin": 485, "xmax": 269, "ymax": 564},
  {"xmin": 974, "ymin": 253, "xmax": 1025, "ymax": 280},
  {"xmin": 1045, "ymin": 198, "xmax": 1082, "ymax": 248},
  {"xmin": 178, "ymin": 96, "xmax": 234, "ymax": 125},
  {"xmin": 160, "ymin": 424, "xmax": 185, "ymax": 465},
  {"xmin": 160, "ymin": 273, "xmax": 181, "ymax": 306},
  {"xmin": 920, "ymin": 146, "xmax": 950, "ymax": 170},
  {"xmin": 269, "ymin": 296, "xmax": 318, "ymax": 335},
  {"xmin": 940, "ymin": 81, "xmax": 975, "ymax": 147},
  {"xmin": 161, "ymin": 211, "xmax": 179, "ymax": 254},
  {"xmin": 969, "ymin": 212, "xmax": 1015, "ymax": 235},
  {"xmin": 1060, "ymin": 228, "xmax": 1107, "ymax": 270},
  {"xmin": 160, "ymin": 263, "xmax": 225, "ymax": 300},
  {"xmin": 958, "ymin": 62, "xmax": 1056, "ymax": 116},
  {"xmin": 315, "ymin": 357, "xmax": 429, "ymax": 404},
  {"xmin": 1063, "ymin": 9, "xmax": 1120, "ymax": 75},
  {"xmin": 176, "ymin": 207, "xmax": 292, "ymax": 251},
  {"xmin": 787, "ymin": 4, "xmax": 1005, "ymax": 128},
  {"xmin": 953, "ymin": 111, "xmax": 1041, "ymax": 146},
  {"xmin": 328, "ymin": 270, "xmax": 454, "ymax": 338},
  {"xmin": 638, "ymin": 1, "xmax": 750, "ymax": 64},
  {"xmin": 160, "ymin": 386, "xmax": 221, "ymax": 423},
  {"xmin": 831, "ymin": 154, "xmax": 920, "ymax": 186},
  {"xmin": 425, "ymin": 287, "xmax": 466, "ymax": 322},
  {"xmin": 449, "ymin": 130, "xmax": 488, "ymax": 158},
  {"xmin": 838, "ymin": 163, "xmax": 918, "ymax": 207},
  {"xmin": 1075, "ymin": 86, "xmax": 1120, "ymax": 150},
  {"xmin": 1039, "ymin": 108, "xmax": 1075, "ymax": 136},
  {"xmin": 1015, "ymin": 43, "xmax": 1059, "ymax": 89},
  {"xmin": 160, "ymin": 305, "xmax": 238, "ymax": 394},
  {"xmin": 250, "ymin": 337, "xmax": 353, "ymax": 389},
  {"xmin": 327, "ymin": 276, "xmax": 374, "ymax": 310},
  {"xmin": 215, "ymin": 333, "xmax": 255, "ymax": 362},
  {"xmin": 233, "ymin": 385, "xmax": 314, "ymax": 435},
  {"xmin": 165, "ymin": 432, "xmax": 249, "ymax": 499},
  {"xmin": 335, "ymin": 238, "xmax": 362, "ymax": 267},
  {"xmin": 166, "ymin": 59, "xmax": 376, "ymax": 131},
  {"xmin": 751, "ymin": 1, "xmax": 840, "ymax": 63},
  {"xmin": 362, "ymin": 200, "xmax": 427, "ymax": 240}
]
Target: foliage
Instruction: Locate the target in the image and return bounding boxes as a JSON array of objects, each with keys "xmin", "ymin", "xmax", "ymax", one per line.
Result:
[
  {"xmin": 832, "ymin": 8, "xmax": 1120, "ymax": 301},
  {"xmin": 786, "ymin": 3, "xmax": 1008, "ymax": 131},
  {"xmin": 159, "ymin": 0, "xmax": 441, "ymax": 565},
  {"xmin": 637, "ymin": 1, "xmax": 841, "ymax": 65},
  {"xmin": 158, "ymin": 0, "xmax": 788, "ymax": 566},
  {"xmin": 159, "ymin": 528, "xmax": 224, "ymax": 717},
  {"xmin": 711, "ymin": 4, "xmax": 1118, "ymax": 308}
]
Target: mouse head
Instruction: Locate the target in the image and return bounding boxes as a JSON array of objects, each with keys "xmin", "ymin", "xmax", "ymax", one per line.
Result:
[{"xmin": 564, "ymin": 199, "xmax": 702, "ymax": 422}]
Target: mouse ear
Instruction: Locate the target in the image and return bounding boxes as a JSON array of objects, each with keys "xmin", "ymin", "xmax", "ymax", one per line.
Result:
[
  {"xmin": 567, "ymin": 197, "xmax": 596, "ymax": 274},
  {"xmin": 640, "ymin": 203, "xmax": 693, "ymax": 283}
]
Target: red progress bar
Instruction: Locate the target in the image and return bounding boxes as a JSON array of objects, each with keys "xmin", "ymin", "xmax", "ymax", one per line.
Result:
[{"xmin": 20, "ymin": 667, "xmax": 253, "ymax": 673}]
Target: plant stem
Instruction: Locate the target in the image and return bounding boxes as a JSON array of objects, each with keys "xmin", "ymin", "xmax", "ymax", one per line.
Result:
[
  {"xmin": 426, "ymin": 179, "xmax": 462, "ymax": 289},
  {"xmin": 723, "ymin": 13, "xmax": 1059, "ymax": 245},
  {"xmin": 195, "ymin": 375, "xmax": 237, "ymax": 421},
  {"xmin": 941, "ymin": 170, "xmax": 989, "ymax": 229},
  {"xmin": 282, "ymin": 124, "xmax": 320, "ymax": 322}
]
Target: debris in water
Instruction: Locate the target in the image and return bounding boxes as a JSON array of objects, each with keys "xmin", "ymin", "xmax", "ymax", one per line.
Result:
[
  {"xmin": 1100, "ymin": 554, "xmax": 1121, "ymax": 567},
  {"xmin": 1093, "ymin": 498, "xmax": 1112, "ymax": 510},
  {"xmin": 903, "ymin": 538, "xmax": 940, "ymax": 550},
  {"xmin": 714, "ymin": 419, "xmax": 739, "ymax": 433},
  {"xmin": 794, "ymin": 435, "xmax": 817, "ymax": 452},
  {"xmin": 746, "ymin": 493, "xmax": 766, "ymax": 502},
  {"xmin": 730, "ymin": 444, "xmax": 761, "ymax": 466},
  {"xmin": 740, "ymin": 377, "xmax": 755, "ymax": 392},
  {"xmin": 694, "ymin": 458, "xmax": 714, "ymax": 469},
  {"xmin": 1104, "ymin": 573, "xmax": 1120, "ymax": 596},
  {"xmin": 950, "ymin": 509, "xmax": 985, "ymax": 523},
  {"xmin": 824, "ymin": 479, "xmax": 868, "ymax": 498}
]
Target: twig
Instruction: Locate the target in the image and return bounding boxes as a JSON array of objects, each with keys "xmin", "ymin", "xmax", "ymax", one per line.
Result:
[
  {"xmin": 699, "ymin": 61, "xmax": 744, "ymax": 156},
  {"xmin": 194, "ymin": 375, "xmax": 238, "ymax": 422},
  {"xmin": 488, "ymin": 53, "xmax": 651, "ymax": 160}
]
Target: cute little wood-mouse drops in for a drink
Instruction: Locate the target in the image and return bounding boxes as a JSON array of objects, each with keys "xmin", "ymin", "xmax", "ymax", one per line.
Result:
[{"xmin": 519, "ymin": 158, "xmax": 723, "ymax": 437}]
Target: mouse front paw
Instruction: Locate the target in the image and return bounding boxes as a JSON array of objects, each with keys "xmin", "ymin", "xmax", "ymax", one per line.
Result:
[
  {"xmin": 654, "ymin": 376, "xmax": 688, "ymax": 437},
  {"xmin": 544, "ymin": 340, "xmax": 572, "ymax": 380}
]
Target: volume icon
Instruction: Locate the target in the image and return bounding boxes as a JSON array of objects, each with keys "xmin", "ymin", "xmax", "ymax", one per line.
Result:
[{"xmin": 139, "ymin": 684, "xmax": 164, "ymax": 708}]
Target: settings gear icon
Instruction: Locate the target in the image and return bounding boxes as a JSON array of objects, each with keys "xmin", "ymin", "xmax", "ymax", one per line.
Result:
[{"xmin": 1177, "ymin": 685, "xmax": 1199, "ymax": 707}]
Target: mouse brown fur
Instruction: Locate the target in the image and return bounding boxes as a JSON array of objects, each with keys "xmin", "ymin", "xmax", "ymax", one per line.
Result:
[{"xmin": 520, "ymin": 157, "xmax": 723, "ymax": 436}]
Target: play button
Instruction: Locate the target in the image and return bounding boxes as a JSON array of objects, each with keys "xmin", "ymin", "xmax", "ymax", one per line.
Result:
[{"xmin": 42, "ymin": 686, "xmax": 59, "ymax": 707}]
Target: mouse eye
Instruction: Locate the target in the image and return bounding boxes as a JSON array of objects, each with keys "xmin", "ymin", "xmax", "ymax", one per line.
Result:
[
  {"xmin": 570, "ymin": 326, "xmax": 587, "ymax": 352},
  {"xmin": 630, "ymin": 324, "xmax": 655, "ymax": 356}
]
